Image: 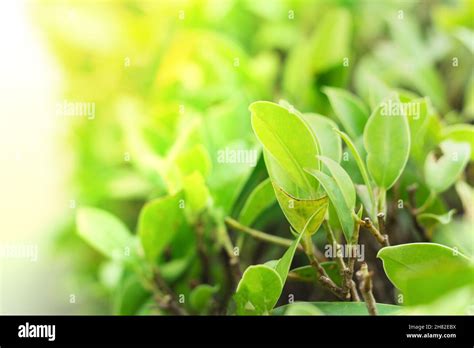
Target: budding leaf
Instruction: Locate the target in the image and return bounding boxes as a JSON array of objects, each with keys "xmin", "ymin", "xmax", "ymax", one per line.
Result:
[{"xmin": 363, "ymin": 93, "xmax": 411, "ymax": 190}]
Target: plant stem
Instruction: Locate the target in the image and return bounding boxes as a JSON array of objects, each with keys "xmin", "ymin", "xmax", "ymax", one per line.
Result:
[
  {"xmin": 359, "ymin": 217, "xmax": 389, "ymax": 247},
  {"xmin": 224, "ymin": 217, "xmax": 304, "ymax": 252},
  {"xmin": 302, "ymin": 232, "xmax": 345, "ymax": 300},
  {"xmin": 216, "ymin": 220, "xmax": 241, "ymax": 282},
  {"xmin": 356, "ymin": 263, "xmax": 377, "ymax": 316},
  {"xmin": 152, "ymin": 268, "xmax": 188, "ymax": 315},
  {"xmin": 195, "ymin": 215, "xmax": 211, "ymax": 283},
  {"xmin": 323, "ymin": 221, "xmax": 350, "ymax": 300},
  {"xmin": 406, "ymin": 184, "xmax": 429, "ymax": 241},
  {"xmin": 377, "ymin": 212, "xmax": 386, "ymax": 236},
  {"xmin": 347, "ymin": 215, "xmax": 361, "ymax": 301}
]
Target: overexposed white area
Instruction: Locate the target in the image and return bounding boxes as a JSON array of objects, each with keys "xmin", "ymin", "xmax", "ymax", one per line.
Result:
[{"xmin": 0, "ymin": 0, "xmax": 69, "ymax": 313}]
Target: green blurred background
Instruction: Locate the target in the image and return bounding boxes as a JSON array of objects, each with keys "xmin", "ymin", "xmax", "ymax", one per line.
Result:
[{"xmin": 0, "ymin": 0, "xmax": 472, "ymax": 314}]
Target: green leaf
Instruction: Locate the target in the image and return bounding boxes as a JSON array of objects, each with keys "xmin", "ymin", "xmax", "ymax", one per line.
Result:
[
  {"xmin": 175, "ymin": 144, "xmax": 212, "ymax": 178},
  {"xmin": 274, "ymin": 232, "xmax": 304, "ymax": 284},
  {"xmin": 272, "ymin": 182, "xmax": 328, "ymax": 235},
  {"xmin": 273, "ymin": 302, "xmax": 401, "ymax": 316},
  {"xmin": 433, "ymin": 219, "xmax": 474, "ymax": 258},
  {"xmin": 300, "ymin": 113, "xmax": 342, "ymax": 163},
  {"xmin": 318, "ymin": 155, "xmax": 355, "ymax": 210},
  {"xmin": 442, "ymin": 124, "xmax": 474, "ymax": 161},
  {"xmin": 182, "ymin": 171, "xmax": 210, "ymax": 214},
  {"xmin": 305, "ymin": 169, "xmax": 354, "ymax": 241},
  {"xmin": 424, "ymin": 140, "xmax": 471, "ymax": 193},
  {"xmin": 363, "ymin": 94, "xmax": 411, "ymax": 189},
  {"xmin": 401, "ymin": 285, "xmax": 474, "ymax": 315},
  {"xmin": 323, "ymin": 87, "xmax": 369, "ymax": 139},
  {"xmin": 401, "ymin": 262, "xmax": 474, "ymax": 306},
  {"xmin": 335, "ymin": 130, "xmax": 375, "ymax": 214},
  {"xmin": 76, "ymin": 207, "xmax": 135, "ymax": 260},
  {"xmin": 138, "ymin": 193, "xmax": 187, "ymax": 263},
  {"xmin": 189, "ymin": 284, "xmax": 218, "ymax": 314},
  {"xmin": 234, "ymin": 265, "xmax": 283, "ymax": 315},
  {"xmin": 238, "ymin": 178, "xmax": 276, "ymax": 226},
  {"xmin": 406, "ymin": 97, "xmax": 435, "ymax": 163},
  {"xmin": 310, "ymin": 8, "xmax": 351, "ymax": 73},
  {"xmin": 250, "ymin": 101, "xmax": 320, "ymax": 196},
  {"xmin": 114, "ymin": 273, "xmax": 150, "ymax": 315},
  {"xmin": 377, "ymin": 243, "xmax": 472, "ymax": 305}
]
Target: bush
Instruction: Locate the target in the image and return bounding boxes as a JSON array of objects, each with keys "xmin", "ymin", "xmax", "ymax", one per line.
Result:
[{"xmin": 36, "ymin": 0, "xmax": 474, "ymax": 315}]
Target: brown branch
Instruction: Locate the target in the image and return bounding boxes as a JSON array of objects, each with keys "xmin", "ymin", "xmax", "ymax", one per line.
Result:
[
  {"xmin": 324, "ymin": 222, "xmax": 351, "ymax": 300},
  {"xmin": 356, "ymin": 263, "xmax": 377, "ymax": 316},
  {"xmin": 302, "ymin": 232, "xmax": 345, "ymax": 300},
  {"xmin": 405, "ymin": 184, "xmax": 430, "ymax": 241},
  {"xmin": 195, "ymin": 217, "xmax": 211, "ymax": 284},
  {"xmin": 377, "ymin": 213, "xmax": 386, "ymax": 236},
  {"xmin": 360, "ymin": 217, "xmax": 389, "ymax": 247},
  {"xmin": 347, "ymin": 219, "xmax": 361, "ymax": 302},
  {"xmin": 153, "ymin": 270, "xmax": 188, "ymax": 315}
]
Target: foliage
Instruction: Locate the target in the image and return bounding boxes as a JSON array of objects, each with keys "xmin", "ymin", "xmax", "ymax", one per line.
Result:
[{"xmin": 36, "ymin": 0, "xmax": 474, "ymax": 315}]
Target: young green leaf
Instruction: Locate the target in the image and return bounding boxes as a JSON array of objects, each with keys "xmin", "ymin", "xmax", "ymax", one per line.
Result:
[
  {"xmin": 234, "ymin": 265, "xmax": 283, "ymax": 315},
  {"xmin": 273, "ymin": 182, "xmax": 328, "ymax": 235},
  {"xmin": 250, "ymin": 101, "xmax": 320, "ymax": 195},
  {"xmin": 274, "ymin": 231, "xmax": 304, "ymax": 284},
  {"xmin": 305, "ymin": 169, "xmax": 354, "ymax": 241},
  {"xmin": 183, "ymin": 171, "xmax": 210, "ymax": 214},
  {"xmin": 300, "ymin": 113, "xmax": 342, "ymax": 163},
  {"xmin": 317, "ymin": 155, "xmax": 356, "ymax": 210},
  {"xmin": 335, "ymin": 129, "xmax": 376, "ymax": 214},
  {"xmin": 138, "ymin": 193, "xmax": 187, "ymax": 263},
  {"xmin": 424, "ymin": 140, "xmax": 471, "ymax": 193},
  {"xmin": 323, "ymin": 86, "xmax": 369, "ymax": 139},
  {"xmin": 363, "ymin": 94, "xmax": 411, "ymax": 190},
  {"xmin": 238, "ymin": 178, "xmax": 276, "ymax": 226},
  {"xmin": 406, "ymin": 97, "xmax": 433, "ymax": 163},
  {"xmin": 76, "ymin": 207, "xmax": 135, "ymax": 260}
]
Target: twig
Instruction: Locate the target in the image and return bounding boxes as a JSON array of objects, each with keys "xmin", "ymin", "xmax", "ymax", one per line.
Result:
[
  {"xmin": 302, "ymin": 232, "xmax": 345, "ymax": 300},
  {"xmin": 359, "ymin": 217, "xmax": 389, "ymax": 247},
  {"xmin": 377, "ymin": 213, "xmax": 386, "ymax": 236},
  {"xmin": 153, "ymin": 269, "xmax": 188, "ymax": 315},
  {"xmin": 356, "ymin": 263, "xmax": 377, "ymax": 316},
  {"xmin": 347, "ymin": 217, "xmax": 361, "ymax": 302},
  {"xmin": 323, "ymin": 221, "xmax": 351, "ymax": 300},
  {"xmin": 405, "ymin": 184, "xmax": 429, "ymax": 241},
  {"xmin": 195, "ymin": 216, "xmax": 211, "ymax": 283},
  {"xmin": 217, "ymin": 222, "xmax": 241, "ymax": 283},
  {"xmin": 225, "ymin": 217, "xmax": 304, "ymax": 251}
]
